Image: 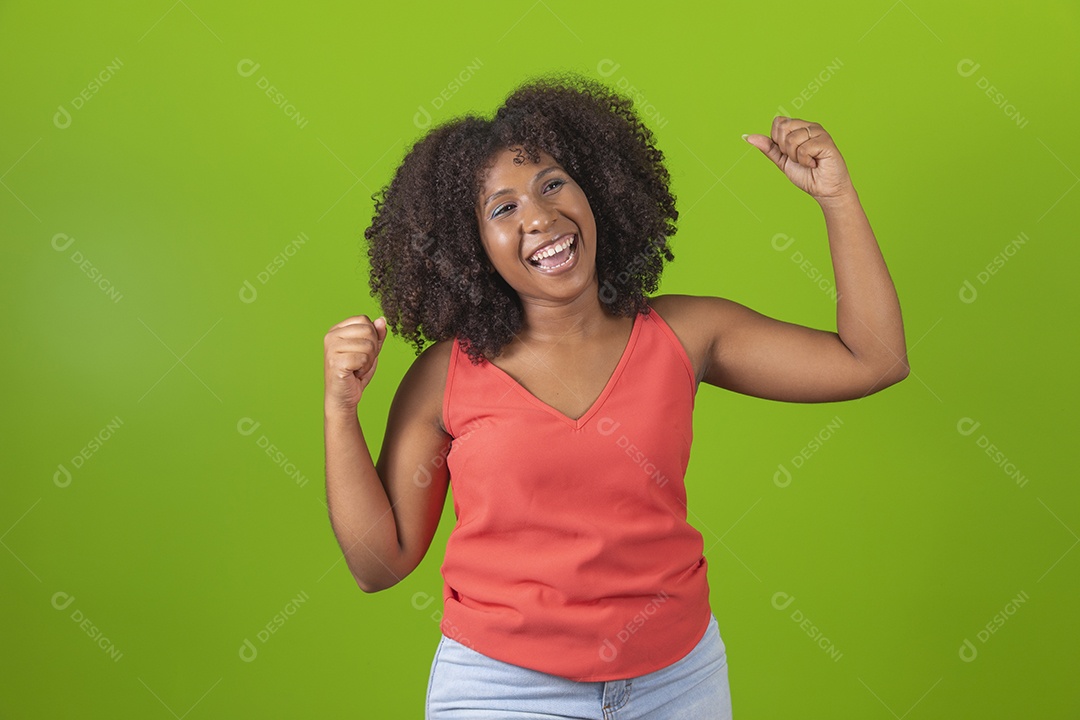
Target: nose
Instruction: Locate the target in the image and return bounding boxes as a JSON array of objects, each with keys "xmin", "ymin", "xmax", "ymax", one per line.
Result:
[{"xmin": 523, "ymin": 197, "xmax": 558, "ymax": 232}]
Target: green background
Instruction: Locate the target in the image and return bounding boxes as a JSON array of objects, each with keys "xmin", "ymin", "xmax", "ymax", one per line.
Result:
[{"xmin": 3, "ymin": 1, "xmax": 1077, "ymax": 717}]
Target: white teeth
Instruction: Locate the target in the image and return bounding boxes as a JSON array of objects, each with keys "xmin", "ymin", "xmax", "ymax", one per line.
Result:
[{"xmin": 530, "ymin": 235, "xmax": 575, "ymax": 262}]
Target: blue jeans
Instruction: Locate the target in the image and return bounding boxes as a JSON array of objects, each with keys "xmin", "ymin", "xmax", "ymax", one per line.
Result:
[{"xmin": 425, "ymin": 613, "xmax": 732, "ymax": 719}]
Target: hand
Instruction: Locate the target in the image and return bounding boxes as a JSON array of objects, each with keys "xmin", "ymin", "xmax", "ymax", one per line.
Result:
[
  {"xmin": 324, "ymin": 315, "xmax": 387, "ymax": 412},
  {"xmin": 744, "ymin": 117, "xmax": 854, "ymax": 202}
]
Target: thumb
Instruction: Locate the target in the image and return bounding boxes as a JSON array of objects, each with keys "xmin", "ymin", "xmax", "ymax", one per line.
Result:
[
  {"xmin": 373, "ymin": 316, "xmax": 388, "ymax": 346},
  {"xmin": 743, "ymin": 133, "xmax": 785, "ymax": 169}
]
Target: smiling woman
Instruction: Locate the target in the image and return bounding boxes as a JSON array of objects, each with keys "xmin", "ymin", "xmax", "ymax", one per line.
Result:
[
  {"xmin": 476, "ymin": 148, "xmax": 595, "ymax": 295},
  {"xmin": 363, "ymin": 75, "xmax": 677, "ymax": 365},
  {"xmin": 323, "ymin": 72, "xmax": 907, "ymax": 719}
]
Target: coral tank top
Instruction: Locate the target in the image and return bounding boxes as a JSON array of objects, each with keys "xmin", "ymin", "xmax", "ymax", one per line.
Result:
[{"xmin": 439, "ymin": 307, "xmax": 712, "ymax": 681}]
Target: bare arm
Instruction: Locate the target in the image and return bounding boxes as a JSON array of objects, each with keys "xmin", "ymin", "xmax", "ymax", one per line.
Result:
[
  {"xmin": 323, "ymin": 316, "xmax": 451, "ymax": 592},
  {"xmin": 653, "ymin": 117, "xmax": 908, "ymax": 402}
]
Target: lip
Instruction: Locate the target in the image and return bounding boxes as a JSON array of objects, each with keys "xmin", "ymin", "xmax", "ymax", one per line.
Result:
[
  {"xmin": 526, "ymin": 233, "xmax": 579, "ymax": 275},
  {"xmin": 524, "ymin": 232, "xmax": 575, "ymax": 263}
]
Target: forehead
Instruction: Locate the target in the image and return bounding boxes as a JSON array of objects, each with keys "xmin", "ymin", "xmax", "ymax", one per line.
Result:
[{"xmin": 478, "ymin": 147, "xmax": 561, "ymax": 192}]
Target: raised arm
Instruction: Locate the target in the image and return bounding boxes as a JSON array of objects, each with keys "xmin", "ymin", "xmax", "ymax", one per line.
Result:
[
  {"xmin": 323, "ymin": 315, "xmax": 451, "ymax": 592},
  {"xmin": 654, "ymin": 117, "xmax": 908, "ymax": 403}
]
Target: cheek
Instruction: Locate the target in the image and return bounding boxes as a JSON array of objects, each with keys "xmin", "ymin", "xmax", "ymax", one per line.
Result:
[
  {"xmin": 480, "ymin": 233, "xmax": 518, "ymax": 270},
  {"xmin": 569, "ymin": 190, "xmax": 595, "ymax": 223}
]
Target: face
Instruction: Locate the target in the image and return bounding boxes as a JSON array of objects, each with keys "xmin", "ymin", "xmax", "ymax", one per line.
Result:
[{"xmin": 475, "ymin": 147, "xmax": 598, "ymax": 307}]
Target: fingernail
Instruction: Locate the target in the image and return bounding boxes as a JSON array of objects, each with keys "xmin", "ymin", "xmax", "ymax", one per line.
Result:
[{"xmin": 741, "ymin": 134, "xmax": 749, "ymax": 141}]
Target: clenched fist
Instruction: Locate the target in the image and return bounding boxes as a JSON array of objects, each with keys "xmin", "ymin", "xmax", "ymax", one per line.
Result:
[
  {"xmin": 324, "ymin": 315, "xmax": 387, "ymax": 412},
  {"xmin": 744, "ymin": 116, "xmax": 854, "ymax": 203}
]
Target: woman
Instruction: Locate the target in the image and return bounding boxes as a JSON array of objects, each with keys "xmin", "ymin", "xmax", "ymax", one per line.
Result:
[{"xmin": 323, "ymin": 74, "xmax": 907, "ymax": 719}]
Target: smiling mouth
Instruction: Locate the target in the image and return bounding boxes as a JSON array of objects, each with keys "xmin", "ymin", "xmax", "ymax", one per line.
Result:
[{"xmin": 528, "ymin": 235, "xmax": 576, "ymax": 269}]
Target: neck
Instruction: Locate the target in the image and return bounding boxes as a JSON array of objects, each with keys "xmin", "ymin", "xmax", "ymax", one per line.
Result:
[{"xmin": 515, "ymin": 289, "xmax": 616, "ymax": 346}]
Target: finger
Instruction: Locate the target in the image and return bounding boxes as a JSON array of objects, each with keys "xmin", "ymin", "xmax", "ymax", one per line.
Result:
[
  {"xmin": 330, "ymin": 335, "xmax": 381, "ymax": 359},
  {"xmin": 772, "ymin": 115, "xmax": 811, "ymax": 139},
  {"xmin": 326, "ymin": 329, "xmax": 382, "ymax": 361},
  {"xmin": 331, "ymin": 322, "xmax": 381, "ymax": 342},
  {"xmin": 799, "ymin": 124, "xmax": 826, "ymax": 167},
  {"xmin": 373, "ymin": 316, "xmax": 388, "ymax": 346},
  {"xmin": 327, "ymin": 314, "xmax": 375, "ymax": 333},
  {"xmin": 774, "ymin": 118, "xmax": 817, "ymax": 169},
  {"xmin": 794, "ymin": 133, "xmax": 818, "ymax": 169},
  {"xmin": 771, "ymin": 115, "xmax": 786, "ymax": 140},
  {"xmin": 785, "ymin": 118, "xmax": 830, "ymax": 168},
  {"xmin": 326, "ymin": 317, "xmax": 381, "ymax": 346},
  {"xmin": 331, "ymin": 346, "xmax": 378, "ymax": 376},
  {"xmin": 743, "ymin": 133, "xmax": 788, "ymax": 171}
]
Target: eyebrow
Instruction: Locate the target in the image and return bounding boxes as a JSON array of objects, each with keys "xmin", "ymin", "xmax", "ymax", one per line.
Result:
[{"xmin": 482, "ymin": 166, "xmax": 562, "ymax": 209}]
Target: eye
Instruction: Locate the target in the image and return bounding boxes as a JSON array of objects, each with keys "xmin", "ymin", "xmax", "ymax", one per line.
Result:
[{"xmin": 489, "ymin": 179, "xmax": 565, "ymax": 219}]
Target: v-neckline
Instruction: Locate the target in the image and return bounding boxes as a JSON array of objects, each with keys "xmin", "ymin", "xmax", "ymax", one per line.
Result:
[{"xmin": 483, "ymin": 312, "xmax": 644, "ymax": 430}]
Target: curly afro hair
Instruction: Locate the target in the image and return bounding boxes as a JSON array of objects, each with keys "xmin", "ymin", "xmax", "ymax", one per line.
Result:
[{"xmin": 364, "ymin": 72, "xmax": 678, "ymax": 364}]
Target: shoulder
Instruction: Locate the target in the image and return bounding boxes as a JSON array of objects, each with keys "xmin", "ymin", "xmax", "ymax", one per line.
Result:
[
  {"xmin": 648, "ymin": 293, "xmax": 726, "ymax": 321},
  {"xmin": 646, "ymin": 294, "xmax": 743, "ymax": 382},
  {"xmin": 648, "ymin": 293, "xmax": 750, "ymax": 333},
  {"xmin": 393, "ymin": 339, "xmax": 455, "ymax": 435},
  {"xmin": 412, "ymin": 337, "xmax": 455, "ymax": 372}
]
